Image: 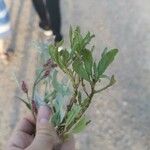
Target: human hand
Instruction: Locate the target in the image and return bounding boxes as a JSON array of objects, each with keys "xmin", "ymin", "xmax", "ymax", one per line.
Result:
[{"xmin": 7, "ymin": 106, "xmax": 75, "ymax": 150}]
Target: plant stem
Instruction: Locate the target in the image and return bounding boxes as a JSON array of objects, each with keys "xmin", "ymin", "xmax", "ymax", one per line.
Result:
[
  {"xmin": 44, "ymin": 79, "xmax": 48, "ymax": 97},
  {"xmin": 62, "ymin": 81, "xmax": 96, "ymax": 136},
  {"xmin": 94, "ymin": 83, "xmax": 113, "ymax": 94},
  {"xmin": 31, "ymin": 70, "xmax": 44, "ymax": 120},
  {"xmin": 67, "ymin": 75, "xmax": 80, "ymax": 111},
  {"xmin": 58, "ymin": 77, "xmax": 80, "ymax": 134},
  {"xmin": 81, "ymin": 79, "xmax": 89, "ymax": 97},
  {"xmin": 81, "ymin": 81, "xmax": 96, "ymax": 113}
]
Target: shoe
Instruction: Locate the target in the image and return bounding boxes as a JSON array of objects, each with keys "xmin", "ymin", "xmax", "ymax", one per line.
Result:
[
  {"xmin": 40, "ymin": 27, "xmax": 53, "ymax": 37},
  {"xmin": 42, "ymin": 29, "xmax": 53, "ymax": 37}
]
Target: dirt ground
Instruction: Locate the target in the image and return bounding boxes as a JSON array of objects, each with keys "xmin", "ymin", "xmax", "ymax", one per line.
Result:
[{"xmin": 0, "ymin": 0, "xmax": 150, "ymax": 150}]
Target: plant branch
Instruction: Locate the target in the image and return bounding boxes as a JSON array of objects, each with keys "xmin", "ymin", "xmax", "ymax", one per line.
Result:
[
  {"xmin": 81, "ymin": 79, "xmax": 89, "ymax": 97},
  {"xmin": 81, "ymin": 81, "xmax": 96, "ymax": 113},
  {"xmin": 31, "ymin": 70, "xmax": 45, "ymax": 120},
  {"xmin": 16, "ymin": 96, "xmax": 31, "ymax": 110},
  {"xmin": 94, "ymin": 83, "xmax": 113, "ymax": 94}
]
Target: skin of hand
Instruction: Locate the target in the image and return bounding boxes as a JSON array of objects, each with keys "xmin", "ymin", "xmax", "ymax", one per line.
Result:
[{"xmin": 6, "ymin": 106, "xmax": 75, "ymax": 150}]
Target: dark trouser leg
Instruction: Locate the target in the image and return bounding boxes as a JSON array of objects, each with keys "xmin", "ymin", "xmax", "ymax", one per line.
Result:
[
  {"xmin": 32, "ymin": 0, "xmax": 52, "ymax": 30},
  {"xmin": 46, "ymin": 0, "xmax": 62, "ymax": 42}
]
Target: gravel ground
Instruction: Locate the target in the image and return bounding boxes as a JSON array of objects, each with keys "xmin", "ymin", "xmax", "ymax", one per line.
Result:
[{"xmin": 0, "ymin": 0, "xmax": 150, "ymax": 149}]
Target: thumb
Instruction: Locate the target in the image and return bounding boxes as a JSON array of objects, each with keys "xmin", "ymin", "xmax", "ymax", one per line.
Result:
[{"xmin": 27, "ymin": 106, "xmax": 59, "ymax": 150}]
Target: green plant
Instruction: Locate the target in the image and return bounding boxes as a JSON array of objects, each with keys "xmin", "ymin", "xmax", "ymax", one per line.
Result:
[{"xmin": 19, "ymin": 26, "xmax": 118, "ymax": 141}]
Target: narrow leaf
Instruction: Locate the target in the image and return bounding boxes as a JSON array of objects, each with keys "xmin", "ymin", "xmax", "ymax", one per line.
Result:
[
  {"xmin": 52, "ymin": 70, "xmax": 60, "ymax": 91},
  {"xmin": 82, "ymin": 49, "xmax": 93, "ymax": 76},
  {"xmin": 101, "ymin": 47, "xmax": 108, "ymax": 58},
  {"xmin": 83, "ymin": 32, "xmax": 95, "ymax": 46},
  {"xmin": 49, "ymin": 45, "xmax": 57, "ymax": 62},
  {"xmin": 60, "ymin": 49, "xmax": 70, "ymax": 66},
  {"xmin": 70, "ymin": 116, "xmax": 88, "ymax": 133},
  {"xmin": 51, "ymin": 112, "xmax": 61, "ymax": 126},
  {"xmin": 66, "ymin": 105, "xmax": 81, "ymax": 127},
  {"xmin": 98, "ymin": 49, "xmax": 118, "ymax": 77},
  {"xmin": 17, "ymin": 97, "xmax": 31, "ymax": 110},
  {"xmin": 44, "ymin": 90, "xmax": 57, "ymax": 103},
  {"xmin": 73, "ymin": 59, "xmax": 90, "ymax": 81}
]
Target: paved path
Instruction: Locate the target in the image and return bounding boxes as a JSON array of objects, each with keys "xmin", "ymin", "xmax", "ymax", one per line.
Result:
[{"xmin": 0, "ymin": 0, "xmax": 150, "ymax": 149}]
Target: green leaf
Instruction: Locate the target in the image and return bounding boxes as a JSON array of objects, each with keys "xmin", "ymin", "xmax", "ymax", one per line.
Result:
[
  {"xmin": 83, "ymin": 32, "xmax": 95, "ymax": 46},
  {"xmin": 51, "ymin": 112, "xmax": 61, "ymax": 126},
  {"xmin": 52, "ymin": 94, "xmax": 66, "ymax": 125},
  {"xmin": 49, "ymin": 45, "xmax": 65, "ymax": 69},
  {"xmin": 75, "ymin": 26, "xmax": 81, "ymax": 35},
  {"xmin": 44, "ymin": 90, "xmax": 56, "ymax": 103},
  {"xmin": 101, "ymin": 47, "xmax": 108, "ymax": 58},
  {"xmin": 17, "ymin": 97, "xmax": 31, "ymax": 110},
  {"xmin": 98, "ymin": 49, "xmax": 118, "ymax": 78},
  {"xmin": 66, "ymin": 105, "xmax": 81, "ymax": 127},
  {"xmin": 73, "ymin": 59, "xmax": 90, "ymax": 81},
  {"xmin": 60, "ymin": 49, "xmax": 70, "ymax": 66},
  {"xmin": 54, "ymin": 96, "xmax": 65, "ymax": 123},
  {"xmin": 55, "ymin": 94, "xmax": 64, "ymax": 111},
  {"xmin": 57, "ymin": 51, "xmax": 66, "ymax": 69},
  {"xmin": 70, "ymin": 116, "xmax": 88, "ymax": 133},
  {"xmin": 52, "ymin": 70, "xmax": 60, "ymax": 90},
  {"xmin": 73, "ymin": 37, "xmax": 82, "ymax": 53},
  {"xmin": 49, "ymin": 45, "xmax": 57, "ymax": 62},
  {"xmin": 71, "ymin": 28, "xmax": 95, "ymax": 55},
  {"xmin": 52, "ymin": 70, "xmax": 71, "ymax": 96},
  {"xmin": 82, "ymin": 49, "xmax": 93, "ymax": 76}
]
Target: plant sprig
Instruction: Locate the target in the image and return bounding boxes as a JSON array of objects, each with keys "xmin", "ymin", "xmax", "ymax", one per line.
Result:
[{"xmin": 19, "ymin": 26, "xmax": 118, "ymax": 141}]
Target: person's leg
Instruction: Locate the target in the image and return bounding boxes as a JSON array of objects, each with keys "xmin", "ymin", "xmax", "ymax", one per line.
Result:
[
  {"xmin": 0, "ymin": 0, "xmax": 12, "ymax": 64},
  {"xmin": 0, "ymin": 39, "xmax": 4, "ymax": 54},
  {"xmin": 32, "ymin": 0, "xmax": 52, "ymax": 30},
  {"xmin": 0, "ymin": 39, "xmax": 9, "ymax": 64},
  {"xmin": 46, "ymin": 0, "xmax": 62, "ymax": 42}
]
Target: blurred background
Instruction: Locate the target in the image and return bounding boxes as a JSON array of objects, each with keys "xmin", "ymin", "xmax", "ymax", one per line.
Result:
[{"xmin": 0, "ymin": 0, "xmax": 150, "ymax": 149}]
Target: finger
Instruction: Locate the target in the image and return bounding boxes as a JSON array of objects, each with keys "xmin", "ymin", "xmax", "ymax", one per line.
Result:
[
  {"xmin": 36, "ymin": 106, "xmax": 58, "ymax": 142},
  {"xmin": 28, "ymin": 106, "xmax": 59, "ymax": 150},
  {"xmin": 7, "ymin": 116, "xmax": 35, "ymax": 149},
  {"xmin": 36, "ymin": 105, "xmax": 51, "ymax": 127},
  {"xmin": 15, "ymin": 115, "xmax": 35, "ymax": 135}
]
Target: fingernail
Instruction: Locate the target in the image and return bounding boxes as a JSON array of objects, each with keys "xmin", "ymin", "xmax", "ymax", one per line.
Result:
[{"xmin": 38, "ymin": 105, "xmax": 51, "ymax": 123}]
